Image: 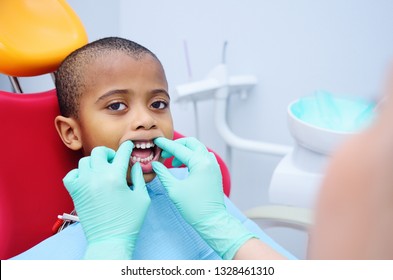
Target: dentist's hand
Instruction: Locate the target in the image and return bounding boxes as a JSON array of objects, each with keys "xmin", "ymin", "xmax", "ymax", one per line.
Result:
[
  {"xmin": 63, "ymin": 141, "xmax": 151, "ymax": 259},
  {"xmin": 152, "ymin": 137, "xmax": 255, "ymax": 259}
]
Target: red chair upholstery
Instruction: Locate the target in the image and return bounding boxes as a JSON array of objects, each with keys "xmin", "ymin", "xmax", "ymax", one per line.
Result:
[
  {"xmin": 0, "ymin": 89, "xmax": 231, "ymax": 259},
  {"xmin": 0, "ymin": 89, "xmax": 79, "ymax": 259}
]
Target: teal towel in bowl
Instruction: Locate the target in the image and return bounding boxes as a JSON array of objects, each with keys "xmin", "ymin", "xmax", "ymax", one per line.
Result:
[
  {"xmin": 291, "ymin": 91, "xmax": 375, "ymax": 133},
  {"xmin": 288, "ymin": 91, "xmax": 376, "ymax": 155}
]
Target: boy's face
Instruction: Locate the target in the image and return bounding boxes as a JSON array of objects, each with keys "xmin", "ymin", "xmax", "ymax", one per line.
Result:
[{"xmin": 74, "ymin": 52, "xmax": 173, "ymax": 184}]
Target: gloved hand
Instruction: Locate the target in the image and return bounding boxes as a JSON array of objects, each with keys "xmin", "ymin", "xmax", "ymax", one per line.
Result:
[
  {"xmin": 63, "ymin": 141, "xmax": 151, "ymax": 259},
  {"xmin": 152, "ymin": 137, "xmax": 256, "ymax": 259}
]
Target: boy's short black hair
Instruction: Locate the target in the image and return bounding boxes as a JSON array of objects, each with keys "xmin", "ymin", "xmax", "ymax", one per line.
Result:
[{"xmin": 55, "ymin": 37, "xmax": 159, "ymax": 118}]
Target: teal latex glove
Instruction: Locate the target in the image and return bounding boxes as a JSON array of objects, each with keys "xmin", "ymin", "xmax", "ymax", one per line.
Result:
[
  {"xmin": 63, "ymin": 141, "xmax": 151, "ymax": 259},
  {"xmin": 152, "ymin": 137, "xmax": 256, "ymax": 259}
]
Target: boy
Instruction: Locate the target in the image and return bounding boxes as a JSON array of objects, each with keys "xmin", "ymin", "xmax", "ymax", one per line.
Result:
[{"xmin": 11, "ymin": 37, "xmax": 292, "ymax": 260}]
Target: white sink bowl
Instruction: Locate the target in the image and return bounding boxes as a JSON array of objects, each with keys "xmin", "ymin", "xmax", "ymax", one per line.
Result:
[{"xmin": 287, "ymin": 95, "xmax": 375, "ymax": 156}]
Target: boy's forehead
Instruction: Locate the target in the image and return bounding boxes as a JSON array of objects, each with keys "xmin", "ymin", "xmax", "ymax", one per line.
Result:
[
  {"xmin": 91, "ymin": 51, "xmax": 156, "ymax": 64},
  {"xmin": 83, "ymin": 52, "xmax": 163, "ymax": 74},
  {"xmin": 79, "ymin": 52, "xmax": 167, "ymax": 97}
]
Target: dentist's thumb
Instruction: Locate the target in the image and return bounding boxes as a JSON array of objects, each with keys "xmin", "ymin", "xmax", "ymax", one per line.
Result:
[{"xmin": 152, "ymin": 161, "xmax": 177, "ymax": 189}]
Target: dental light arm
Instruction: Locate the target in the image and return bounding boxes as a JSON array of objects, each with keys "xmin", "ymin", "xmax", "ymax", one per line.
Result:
[{"xmin": 214, "ymin": 85, "xmax": 292, "ymax": 156}]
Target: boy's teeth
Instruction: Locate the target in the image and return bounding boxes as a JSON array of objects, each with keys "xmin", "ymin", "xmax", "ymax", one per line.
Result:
[
  {"xmin": 135, "ymin": 142, "xmax": 155, "ymax": 149},
  {"xmin": 132, "ymin": 154, "xmax": 154, "ymax": 163}
]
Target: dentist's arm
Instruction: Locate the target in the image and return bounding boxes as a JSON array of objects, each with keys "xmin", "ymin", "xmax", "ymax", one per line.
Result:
[
  {"xmin": 309, "ymin": 69, "xmax": 393, "ymax": 260},
  {"xmin": 152, "ymin": 137, "xmax": 285, "ymax": 260},
  {"xmin": 63, "ymin": 141, "xmax": 151, "ymax": 260}
]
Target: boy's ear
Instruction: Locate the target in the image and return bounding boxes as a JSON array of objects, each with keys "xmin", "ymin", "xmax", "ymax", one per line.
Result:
[{"xmin": 54, "ymin": 116, "xmax": 83, "ymax": 151}]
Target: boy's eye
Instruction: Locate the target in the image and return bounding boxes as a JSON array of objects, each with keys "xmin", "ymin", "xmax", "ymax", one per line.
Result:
[
  {"xmin": 108, "ymin": 102, "xmax": 127, "ymax": 111},
  {"xmin": 151, "ymin": 101, "xmax": 167, "ymax": 109}
]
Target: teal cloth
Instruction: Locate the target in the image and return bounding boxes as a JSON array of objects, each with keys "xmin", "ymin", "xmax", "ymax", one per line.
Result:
[
  {"xmin": 11, "ymin": 168, "xmax": 296, "ymax": 260},
  {"xmin": 292, "ymin": 91, "xmax": 375, "ymax": 132}
]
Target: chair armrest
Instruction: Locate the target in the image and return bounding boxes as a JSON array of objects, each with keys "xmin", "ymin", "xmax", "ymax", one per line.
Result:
[{"xmin": 244, "ymin": 205, "xmax": 313, "ymax": 230}]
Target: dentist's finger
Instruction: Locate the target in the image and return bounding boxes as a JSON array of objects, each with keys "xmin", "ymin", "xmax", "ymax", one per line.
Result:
[
  {"xmin": 171, "ymin": 157, "xmax": 183, "ymax": 167},
  {"xmin": 171, "ymin": 137, "xmax": 209, "ymax": 153},
  {"xmin": 90, "ymin": 146, "xmax": 116, "ymax": 169},
  {"xmin": 113, "ymin": 140, "xmax": 134, "ymax": 172},
  {"xmin": 157, "ymin": 137, "xmax": 208, "ymax": 157},
  {"xmin": 152, "ymin": 161, "xmax": 178, "ymax": 190},
  {"xmin": 153, "ymin": 137, "xmax": 194, "ymax": 166},
  {"xmin": 78, "ymin": 156, "xmax": 91, "ymax": 170},
  {"xmin": 160, "ymin": 149, "xmax": 172, "ymax": 159},
  {"xmin": 131, "ymin": 162, "xmax": 145, "ymax": 191},
  {"xmin": 63, "ymin": 168, "xmax": 80, "ymax": 194}
]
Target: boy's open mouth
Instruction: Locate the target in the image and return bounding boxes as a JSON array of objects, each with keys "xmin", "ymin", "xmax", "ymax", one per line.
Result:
[{"xmin": 130, "ymin": 140, "xmax": 161, "ymax": 173}]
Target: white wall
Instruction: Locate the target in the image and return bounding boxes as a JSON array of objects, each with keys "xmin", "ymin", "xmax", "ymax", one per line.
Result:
[{"xmin": 118, "ymin": 0, "xmax": 393, "ymax": 210}]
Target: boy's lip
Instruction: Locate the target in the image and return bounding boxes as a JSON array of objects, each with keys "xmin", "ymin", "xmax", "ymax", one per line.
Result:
[{"xmin": 129, "ymin": 139, "xmax": 162, "ymax": 173}]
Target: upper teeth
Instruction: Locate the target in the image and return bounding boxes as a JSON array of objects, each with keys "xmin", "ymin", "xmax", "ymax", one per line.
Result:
[{"xmin": 135, "ymin": 142, "xmax": 155, "ymax": 149}]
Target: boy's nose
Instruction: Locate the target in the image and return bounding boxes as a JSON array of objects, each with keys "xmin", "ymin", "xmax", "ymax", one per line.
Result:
[{"xmin": 130, "ymin": 108, "xmax": 157, "ymax": 131}]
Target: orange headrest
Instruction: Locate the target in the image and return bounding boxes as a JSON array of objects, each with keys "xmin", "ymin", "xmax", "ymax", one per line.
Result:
[{"xmin": 0, "ymin": 0, "xmax": 88, "ymax": 77}]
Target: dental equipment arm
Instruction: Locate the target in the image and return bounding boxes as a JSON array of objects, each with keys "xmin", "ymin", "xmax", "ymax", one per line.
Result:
[
  {"xmin": 244, "ymin": 205, "xmax": 313, "ymax": 230},
  {"xmin": 175, "ymin": 64, "xmax": 292, "ymax": 157},
  {"xmin": 152, "ymin": 137, "xmax": 285, "ymax": 260},
  {"xmin": 214, "ymin": 86, "xmax": 292, "ymax": 156},
  {"xmin": 62, "ymin": 141, "xmax": 151, "ymax": 259}
]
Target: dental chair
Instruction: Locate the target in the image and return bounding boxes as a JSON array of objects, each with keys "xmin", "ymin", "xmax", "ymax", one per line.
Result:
[{"xmin": 0, "ymin": 0, "xmax": 88, "ymax": 259}]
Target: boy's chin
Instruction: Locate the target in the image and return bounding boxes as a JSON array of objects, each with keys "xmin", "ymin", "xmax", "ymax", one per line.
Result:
[
  {"xmin": 142, "ymin": 172, "xmax": 156, "ymax": 183},
  {"xmin": 127, "ymin": 171, "xmax": 156, "ymax": 186}
]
